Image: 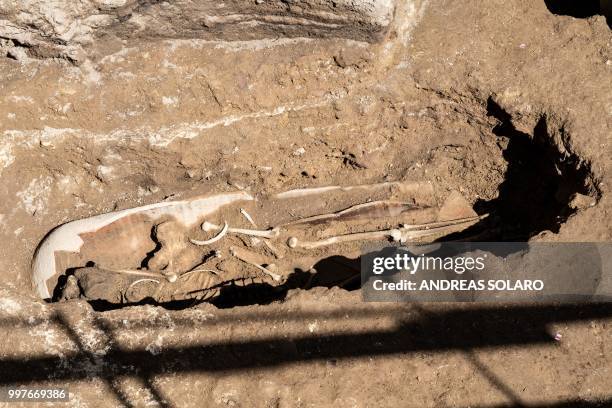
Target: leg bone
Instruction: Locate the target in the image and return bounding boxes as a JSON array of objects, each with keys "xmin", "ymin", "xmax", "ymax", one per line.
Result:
[{"xmin": 288, "ymin": 214, "xmax": 486, "ymax": 249}]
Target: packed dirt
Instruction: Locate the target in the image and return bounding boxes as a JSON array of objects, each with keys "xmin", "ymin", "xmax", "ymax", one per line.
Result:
[{"xmin": 0, "ymin": 0, "xmax": 611, "ymax": 406}]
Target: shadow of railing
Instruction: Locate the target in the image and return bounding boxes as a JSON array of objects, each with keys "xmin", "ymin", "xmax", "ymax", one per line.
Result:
[{"xmin": 1, "ymin": 302, "xmax": 611, "ymax": 407}]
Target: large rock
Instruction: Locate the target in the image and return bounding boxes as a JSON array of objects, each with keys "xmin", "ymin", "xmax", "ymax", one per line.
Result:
[{"xmin": 0, "ymin": 0, "xmax": 395, "ymax": 62}]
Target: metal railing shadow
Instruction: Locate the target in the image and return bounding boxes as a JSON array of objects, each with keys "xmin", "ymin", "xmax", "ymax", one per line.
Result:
[{"xmin": 1, "ymin": 302, "xmax": 611, "ymax": 407}]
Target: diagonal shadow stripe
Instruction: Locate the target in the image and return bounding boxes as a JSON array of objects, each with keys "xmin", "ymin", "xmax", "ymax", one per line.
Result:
[{"xmin": 1, "ymin": 303, "xmax": 611, "ymax": 384}]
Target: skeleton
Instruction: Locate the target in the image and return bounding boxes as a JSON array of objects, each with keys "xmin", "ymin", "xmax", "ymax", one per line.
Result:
[{"xmin": 31, "ymin": 182, "xmax": 486, "ymax": 304}]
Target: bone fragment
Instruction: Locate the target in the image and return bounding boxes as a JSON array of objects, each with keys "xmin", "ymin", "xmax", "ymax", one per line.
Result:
[
  {"xmin": 229, "ymin": 247, "xmax": 282, "ymax": 281},
  {"xmin": 240, "ymin": 208, "xmax": 257, "ymax": 226},
  {"xmin": 200, "ymin": 221, "xmax": 280, "ymax": 239}
]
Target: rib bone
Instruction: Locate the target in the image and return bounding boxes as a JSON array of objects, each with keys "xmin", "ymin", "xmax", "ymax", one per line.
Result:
[
  {"xmin": 190, "ymin": 222, "xmax": 229, "ymax": 245},
  {"xmin": 200, "ymin": 221, "xmax": 280, "ymax": 239}
]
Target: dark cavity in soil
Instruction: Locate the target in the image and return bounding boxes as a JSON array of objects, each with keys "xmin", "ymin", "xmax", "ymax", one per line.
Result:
[{"xmin": 471, "ymin": 97, "xmax": 598, "ymax": 241}]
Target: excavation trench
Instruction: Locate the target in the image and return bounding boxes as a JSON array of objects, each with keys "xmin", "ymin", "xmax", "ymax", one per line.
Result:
[
  {"xmin": 219, "ymin": 102, "xmax": 600, "ymax": 311},
  {"xmin": 29, "ymin": 97, "xmax": 599, "ymax": 311}
]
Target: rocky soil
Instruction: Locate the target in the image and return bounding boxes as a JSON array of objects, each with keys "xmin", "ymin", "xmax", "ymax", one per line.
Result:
[{"xmin": 0, "ymin": 0, "xmax": 611, "ymax": 406}]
